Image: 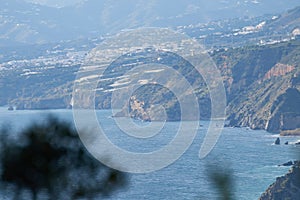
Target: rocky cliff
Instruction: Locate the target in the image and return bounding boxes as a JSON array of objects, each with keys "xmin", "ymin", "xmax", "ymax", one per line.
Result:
[
  {"xmin": 2, "ymin": 39, "xmax": 299, "ymax": 134},
  {"xmin": 259, "ymin": 161, "xmax": 300, "ymax": 200},
  {"xmin": 115, "ymin": 39, "xmax": 300, "ymax": 127},
  {"xmin": 219, "ymin": 40, "xmax": 300, "ymax": 134},
  {"xmin": 1, "ymin": 18, "xmax": 300, "ymax": 134}
]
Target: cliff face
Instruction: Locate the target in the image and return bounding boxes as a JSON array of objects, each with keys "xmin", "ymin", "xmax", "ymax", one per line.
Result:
[
  {"xmin": 259, "ymin": 161, "xmax": 300, "ymax": 200},
  {"xmin": 266, "ymin": 88, "xmax": 300, "ymax": 133},
  {"xmin": 220, "ymin": 40, "xmax": 300, "ymax": 133},
  {"xmin": 227, "ymin": 78, "xmax": 300, "ymax": 133},
  {"xmin": 109, "ymin": 40, "xmax": 300, "ymax": 131}
]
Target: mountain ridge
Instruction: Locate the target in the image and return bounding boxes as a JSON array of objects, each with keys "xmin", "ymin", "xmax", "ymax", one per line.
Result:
[{"xmin": 0, "ymin": 0, "xmax": 299, "ymax": 45}]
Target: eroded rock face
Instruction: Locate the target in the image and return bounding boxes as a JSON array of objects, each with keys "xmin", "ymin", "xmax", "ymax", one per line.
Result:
[
  {"xmin": 263, "ymin": 63, "xmax": 295, "ymax": 80},
  {"xmin": 267, "ymin": 113, "xmax": 300, "ymax": 133},
  {"xmin": 228, "ymin": 74, "xmax": 300, "ymax": 133},
  {"xmin": 259, "ymin": 161, "xmax": 300, "ymax": 200},
  {"xmin": 266, "ymin": 88, "xmax": 300, "ymax": 133},
  {"xmin": 216, "ymin": 38, "xmax": 300, "ymax": 133}
]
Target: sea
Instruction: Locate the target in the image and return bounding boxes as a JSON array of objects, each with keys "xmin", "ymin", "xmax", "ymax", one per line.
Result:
[{"xmin": 0, "ymin": 107, "xmax": 300, "ymax": 200}]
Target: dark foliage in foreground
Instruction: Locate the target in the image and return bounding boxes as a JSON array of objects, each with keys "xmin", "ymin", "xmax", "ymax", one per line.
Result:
[
  {"xmin": 0, "ymin": 116, "xmax": 127, "ymax": 200},
  {"xmin": 207, "ymin": 165, "xmax": 235, "ymax": 200}
]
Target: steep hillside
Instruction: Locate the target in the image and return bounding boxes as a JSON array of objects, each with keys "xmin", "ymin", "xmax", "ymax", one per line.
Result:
[
  {"xmin": 116, "ymin": 39, "xmax": 300, "ymax": 131},
  {"xmin": 115, "ymin": 39, "xmax": 300, "ymax": 129},
  {"xmin": 218, "ymin": 40, "xmax": 300, "ymax": 133}
]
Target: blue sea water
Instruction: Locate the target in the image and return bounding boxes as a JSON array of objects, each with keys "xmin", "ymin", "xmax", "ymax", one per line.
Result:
[{"xmin": 0, "ymin": 107, "xmax": 300, "ymax": 200}]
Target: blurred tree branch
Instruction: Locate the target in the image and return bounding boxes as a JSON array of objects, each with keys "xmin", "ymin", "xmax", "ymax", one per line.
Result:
[
  {"xmin": 207, "ymin": 164, "xmax": 235, "ymax": 200},
  {"xmin": 0, "ymin": 115, "xmax": 128, "ymax": 200}
]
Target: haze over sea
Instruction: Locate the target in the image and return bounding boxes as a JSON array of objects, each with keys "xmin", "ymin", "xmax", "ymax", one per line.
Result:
[{"xmin": 1, "ymin": 107, "xmax": 299, "ymax": 199}]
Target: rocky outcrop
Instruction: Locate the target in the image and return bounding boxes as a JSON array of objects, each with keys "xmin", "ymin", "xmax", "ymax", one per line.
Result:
[
  {"xmin": 278, "ymin": 161, "xmax": 295, "ymax": 167},
  {"xmin": 7, "ymin": 106, "xmax": 14, "ymax": 111},
  {"xmin": 128, "ymin": 96, "xmax": 151, "ymax": 121},
  {"xmin": 259, "ymin": 161, "xmax": 300, "ymax": 200},
  {"xmin": 280, "ymin": 128, "xmax": 300, "ymax": 136}
]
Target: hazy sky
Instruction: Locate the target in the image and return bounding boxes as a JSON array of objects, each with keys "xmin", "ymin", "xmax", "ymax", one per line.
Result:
[
  {"xmin": 24, "ymin": 0, "xmax": 87, "ymax": 8},
  {"xmin": 23, "ymin": 0, "xmax": 300, "ymax": 14}
]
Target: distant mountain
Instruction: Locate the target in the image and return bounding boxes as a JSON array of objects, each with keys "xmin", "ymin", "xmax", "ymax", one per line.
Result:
[
  {"xmin": 0, "ymin": 0, "xmax": 299, "ymax": 45},
  {"xmin": 262, "ymin": 6, "xmax": 300, "ymax": 35}
]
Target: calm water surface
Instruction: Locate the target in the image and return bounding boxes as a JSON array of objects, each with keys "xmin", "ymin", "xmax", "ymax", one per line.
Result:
[{"xmin": 0, "ymin": 108, "xmax": 299, "ymax": 200}]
